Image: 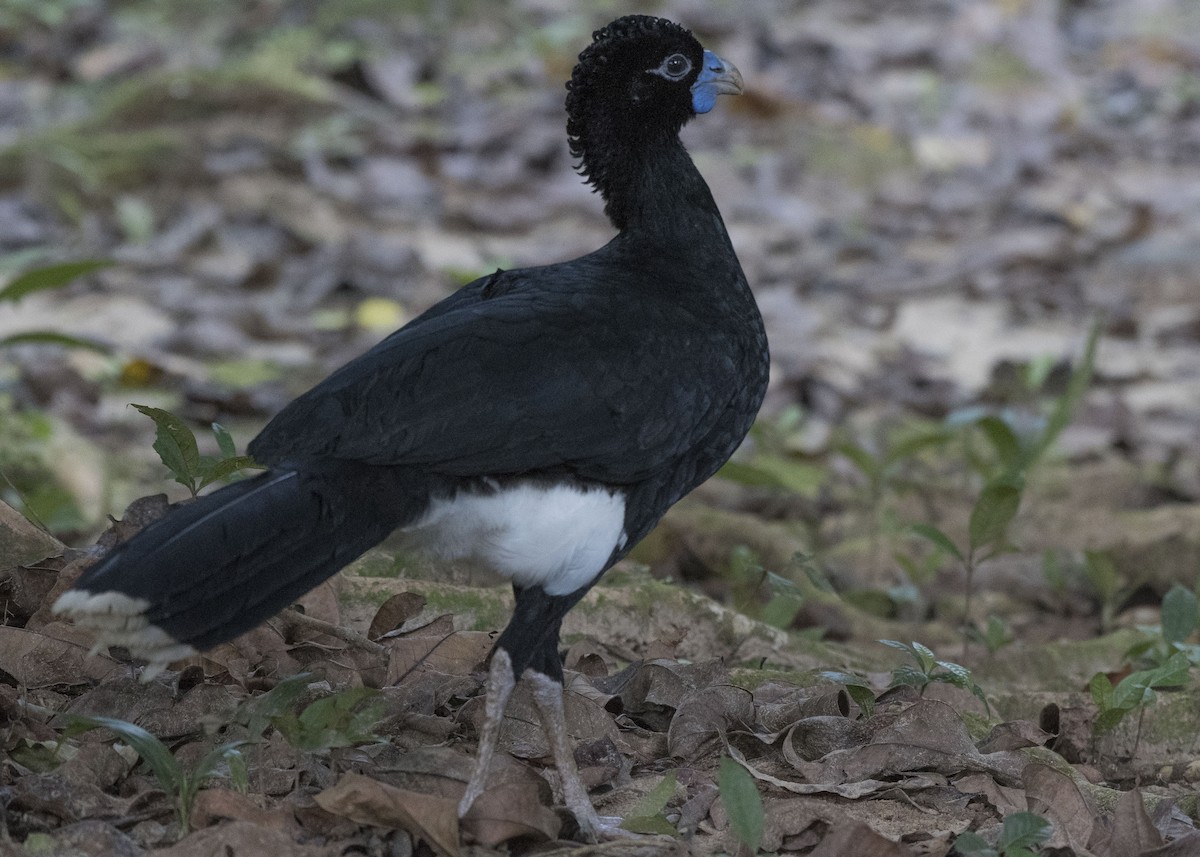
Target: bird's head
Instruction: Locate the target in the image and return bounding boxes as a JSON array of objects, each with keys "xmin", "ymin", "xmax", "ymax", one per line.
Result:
[{"xmin": 566, "ymin": 16, "xmax": 743, "ymax": 196}]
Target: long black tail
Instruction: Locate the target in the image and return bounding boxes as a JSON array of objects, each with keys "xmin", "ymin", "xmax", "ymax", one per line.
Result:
[{"xmin": 54, "ymin": 464, "xmax": 425, "ymax": 667}]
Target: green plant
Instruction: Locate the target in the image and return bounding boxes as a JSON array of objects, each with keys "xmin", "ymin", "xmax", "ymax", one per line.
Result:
[
  {"xmin": 718, "ymin": 756, "xmax": 763, "ymax": 854},
  {"xmin": 1124, "ymin": 583, "xmax": 1200, "ymax": 669},
  {"xmin": 913, "ymin": 319, "xmax": 1101, "ymax": 651},
  {"xmin": 269, "ymin": 686, "xmax": 384, "ymax": 754},
  {"xmin": 965, "ymin": 615, "xmax": 1015, "ymax": 656},
  {"xmin": 880, "ymin": 639, "xmax": 989, "ymax": 712},
  {"xmin": 132, "ymin": 405, "xmax": 260, "ymax": 498},
  {"xmin": 620, "ymin": 770, "xmax": 678, "ymax": 835},
  {"xmin": 71, "ymin": 715, "xmax": 245, "ymax": 835},
  {"xmin": 726, "ymin": 546, "xmax": 805, "ymax": 629},
  {"xmin": 818, "ymin": 669, "xmax": 877, "ymax": 718},
  {"xmin": 718, "ymin": 405, "xmax": 826, "ymax": 498},
  {"xmin": 1089, "ymin": 652, "xmax": 1191, "ymax": 755},
  {"xmin": 954, "ymin": 811, "xmax": 1052, "ymax": 856},
  {"xmin": 0, "ymin": 256, "xmax": 114, "ymax": 351}
]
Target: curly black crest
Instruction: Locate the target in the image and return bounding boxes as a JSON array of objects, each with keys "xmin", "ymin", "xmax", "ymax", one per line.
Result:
[{"xmin": 565, "ymin": 15, "xmax": 705, "ymax": 211}]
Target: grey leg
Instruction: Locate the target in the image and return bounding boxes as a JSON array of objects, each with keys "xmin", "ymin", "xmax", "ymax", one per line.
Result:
[
  {"xmin": 458, "ymin": 648, "xmax": 516, "ymax": 818},
  {"xmin": 527, "ymin": 668, "xmax": 622, "ymax": 842}
]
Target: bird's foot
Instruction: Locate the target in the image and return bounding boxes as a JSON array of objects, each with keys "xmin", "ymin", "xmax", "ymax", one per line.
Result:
[{"xmin": 567, "ymin": 803, "xmax": 640, "ymax": 843}]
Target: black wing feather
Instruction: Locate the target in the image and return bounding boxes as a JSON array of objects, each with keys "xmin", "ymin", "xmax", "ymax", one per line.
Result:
[{"xmin": 249, "ymin": 251, "xmax": 746, "ymax": 483}]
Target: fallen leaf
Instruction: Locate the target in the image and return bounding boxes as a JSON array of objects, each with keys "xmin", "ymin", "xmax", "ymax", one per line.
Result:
[
  {"xmin": 156, "ymin": 819, "xmax": 335, "ymax": 856},
  {"xmin": 385, "ymin": 630, "xmax": 493, "ymax": 686},
  {"xmin": 0, "ymin": 625, "xmax": 120, "ymax": 687},
  {"xmin": 460, "ymin": 782, "xmax": 561, "ymax": 846},
  {"xmin": 369, "ymin": 592, "xmax": 427, "ymax": 640},
  {"xmin": 667, "ymin": 684, "xmax": 754, "ymax": 761},
  {"xmin": 808, "ymin": 820, "xmax": 910, "ymax": 856},
  {"xmin": 315, "ymin": 772, "xmax": 459, "ymax": 857}
]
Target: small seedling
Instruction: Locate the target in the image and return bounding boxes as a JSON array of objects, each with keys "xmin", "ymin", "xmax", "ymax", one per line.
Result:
[
  {"xmin": 880, "ymin": 639, "xmax": 989, "ymax": 713},
  {"xmin": 1090, "ymin": 652, "xmax": 1191, "ymax": 756},
  {"xmin": 818, "ymin": 669, "xmax": 877, "ymax": 717},
  {"xmin": 269, "ymin": 685, "xmax": 384, "ymax": 754},
  {"xmin": 954, "ymin": 811, "xmax": 1052, "ymax": 856},
  {"xmin": 718, "ymin": 755, "xmax": 763, "ymax": 855},
  {"xmin": 132, "ymin": 404, "xmax": 260, "ymax": 497},
  {"xmin": 965, "ymin": 615, "xmax": 1015, "ymax": 656},
  {"xmin": 71, "ymin": 715, "xmax": 245, "ymax": 835},
  {"xmin": 1124, "ymin": 584, "xmax": 1200, "ymax": 670},
  {"xmin": 726, "ymin": 546, "xmax": 805, "ymax": 630},
  {"xmin": 620, "ymin": 770, "xmax": 678, "ymax": 835}
]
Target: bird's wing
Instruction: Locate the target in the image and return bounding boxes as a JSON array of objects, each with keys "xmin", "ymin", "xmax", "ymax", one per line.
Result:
[{"xmin": 248, "ymin": 268, "xmax": 744, "ymax": 483}]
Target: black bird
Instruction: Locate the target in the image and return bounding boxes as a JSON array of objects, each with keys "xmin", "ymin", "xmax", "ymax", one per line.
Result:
[{"xmin": 55, "ymin": 15, "xmax": 768, "ymax": 839}]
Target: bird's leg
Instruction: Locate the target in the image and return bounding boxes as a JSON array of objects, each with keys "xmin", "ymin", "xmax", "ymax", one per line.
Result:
[
  {"xmin": 458, "ymin": 648, "xmax": 516, "ymax": 818},
  {"xmin": 526, "ymin": 668, "xmax": 623, "ymax": 843}
]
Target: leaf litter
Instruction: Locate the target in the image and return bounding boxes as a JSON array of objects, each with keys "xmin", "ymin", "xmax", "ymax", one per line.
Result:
[{"xmin": 2, "ymin": 0, "xmax": 1200, "ymax": 853}]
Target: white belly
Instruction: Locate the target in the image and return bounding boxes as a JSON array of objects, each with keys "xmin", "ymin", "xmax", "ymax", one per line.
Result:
[{"xmin": 404, "ymin": 482, "xmax": 628, "ymax": 596}]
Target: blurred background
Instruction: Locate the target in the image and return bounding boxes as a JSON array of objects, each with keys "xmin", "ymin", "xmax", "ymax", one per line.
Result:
[{"xmin": 1, "ymin": 0, "xmax": 1198, "ymax": 646}]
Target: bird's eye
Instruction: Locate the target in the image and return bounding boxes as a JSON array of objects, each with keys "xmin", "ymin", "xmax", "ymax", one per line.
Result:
[{"xmin": 651, "ymin": 53, "xmax": 692, "ymax": 80}]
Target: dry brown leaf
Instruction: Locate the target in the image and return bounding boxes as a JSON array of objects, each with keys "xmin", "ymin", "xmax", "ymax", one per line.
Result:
[
  {"xmin": 1094, "ymin": 787, "xmax": 1163, "ymax": 856},
  {"xmin": 10, "ymin": 772, "xmax": 131, "ymax": 823},
  {"xmin": 807, "ymin": 820, "xmax": 910, "ymax": 856},
  {"xmin": 1141, "ymin": 832, "xmax": 1200, "ymax": 856},
  {"xmin": 757, "ymin": 688, "xmax": 850, "ymax": 734},
  {"xmin": 977, "ymin": 719, "xmax": 1054, "ymax": 753},
  {"xmin": 1023, "ymin": 762, "xmax": 1097, "ymax": 853},
  {"xmin": 315, "ymin": 772, "xmax": 459, "ymax": 857},
  {"xmin": 727, "ymin": 744, "xmax": 934, "ymax": 799},
  {"xmin": 788, "ymin": 700, "xmax": 1026, "ymax": 786},
  {"xmin": 190, "ymin": 787, "xmax": 298, "ymax": 833},
  {"xmin": 667, "ymin": 684, "xmax": 753, "ymax": 761},
  {"xmin": 369, "ymin": 591, "xmax": 427, "ymax": 640},
  {"xmin": 385, "ymin": 630, "xmax": 493, "ymax": 685},
  {"xmin": 25, "ymin": 819, "xmax": 142, "ymax": 857},
  {"xmin": 782, "ymin": 715, "xmax": 871, "ymax": 763},
  {"xmin": 953, "ymin": 773, "xmax": 1027, "ymax": 814},
  {"xmin": 0, "ymin": 625, "xmax": 120, "ymax": 687},
  {"xmin": 156, "ymin": 819, "xmax": 336, "ymax": 856},
  {"xmin": 460, "ymin": 782, "xmax": 562, "ymax": 846}
]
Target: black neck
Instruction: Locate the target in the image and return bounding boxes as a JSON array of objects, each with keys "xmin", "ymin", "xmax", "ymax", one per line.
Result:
[{"xmin": 587, "ymin": 135, "xmax": 729, "ymax": 242}]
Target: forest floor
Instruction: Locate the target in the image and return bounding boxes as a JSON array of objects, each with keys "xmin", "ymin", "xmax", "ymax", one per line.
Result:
[{"xmin": 1, "ymin": 1, "xmax": 1199, "ymax": 855}]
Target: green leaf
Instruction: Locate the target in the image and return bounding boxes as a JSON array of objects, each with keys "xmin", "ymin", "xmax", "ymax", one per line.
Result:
[
  {"xmin": 974, "ymin": 415, "xmax": 1023, "ymax": 469},
  {"xmin": 998, "ymin": 811, "xmax": 1052, "ymax": 850},
  {"xmin": 0, "ymin": 331, "xmax": 112, "ymax": 352},
  {"xmin": 197, "ymin": 455, "xmax": 260, "ymax": 491},
  {"xmin": 844, "ymin": 684, "xmax": 876, "ymax": 717},
  {"xmin": 760, "ymin": 593, "xmax": 803, "ymax": 629},
  {"xmin": 891, "ymin": 664, "xmax": 929, "ymax": 689},
  {"xmin": 718, "ymin": 756, "xmax": 763, "ymax": 853},
  {"xmin": 910, "ymin": 523, "xmax": 965, "ymax": 562},
  {"xmin": 212, "ymin": 423, "xmax": 237, "ymax": 459},
  {"xmin": 882, "ymin": 429, "xmax": 951, "ymax": 470},
  {"xmin": 620, "ymin": 771, "xmax": 676, "ymax": 832},
  {"xmin": 836, "ymin": 440, "xmax": 881, "ymax": 481},
  {"xmin": 131, "ymin": 404, "xmax": 202, "ymax": 491},
  {"xmin": 1094, "ymin": 706, "xmax": 1129, "ymax": 734},
  {"xmin": 910, "ymin": 641, "xmax": 937, "ymax": 673},
  {"xmin": 1161, "ymin": 584, "xmax": 1198, "ymax": 645},
  {"xmin": 71, "ymin": 715, "xmax": 182, "ymax": 794},
  {"xmin": 1083, "ymin": 551, "xmax": 1122, "ymax": 602},
  {"xmin": 0, "ymin": 259, "xmax": 114, "ymax": 303},
  {"xmin": 968, "ymin": 481, "xmax": 1022, "ymax": 554},
  {"xmin": 951, "ymin": 830, "xmax": 997, "ymax": 857},
  {"xmin": 1088, "ymin": 672, "xmax": 1113, "ymax": 710},
  {"xmin": 620, "ymin": 814, "xmax": 678, "ymax": 835},
  {"xmin": 1021, "ymin": 317, "xmax": 1101, "ymax": 470}
]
